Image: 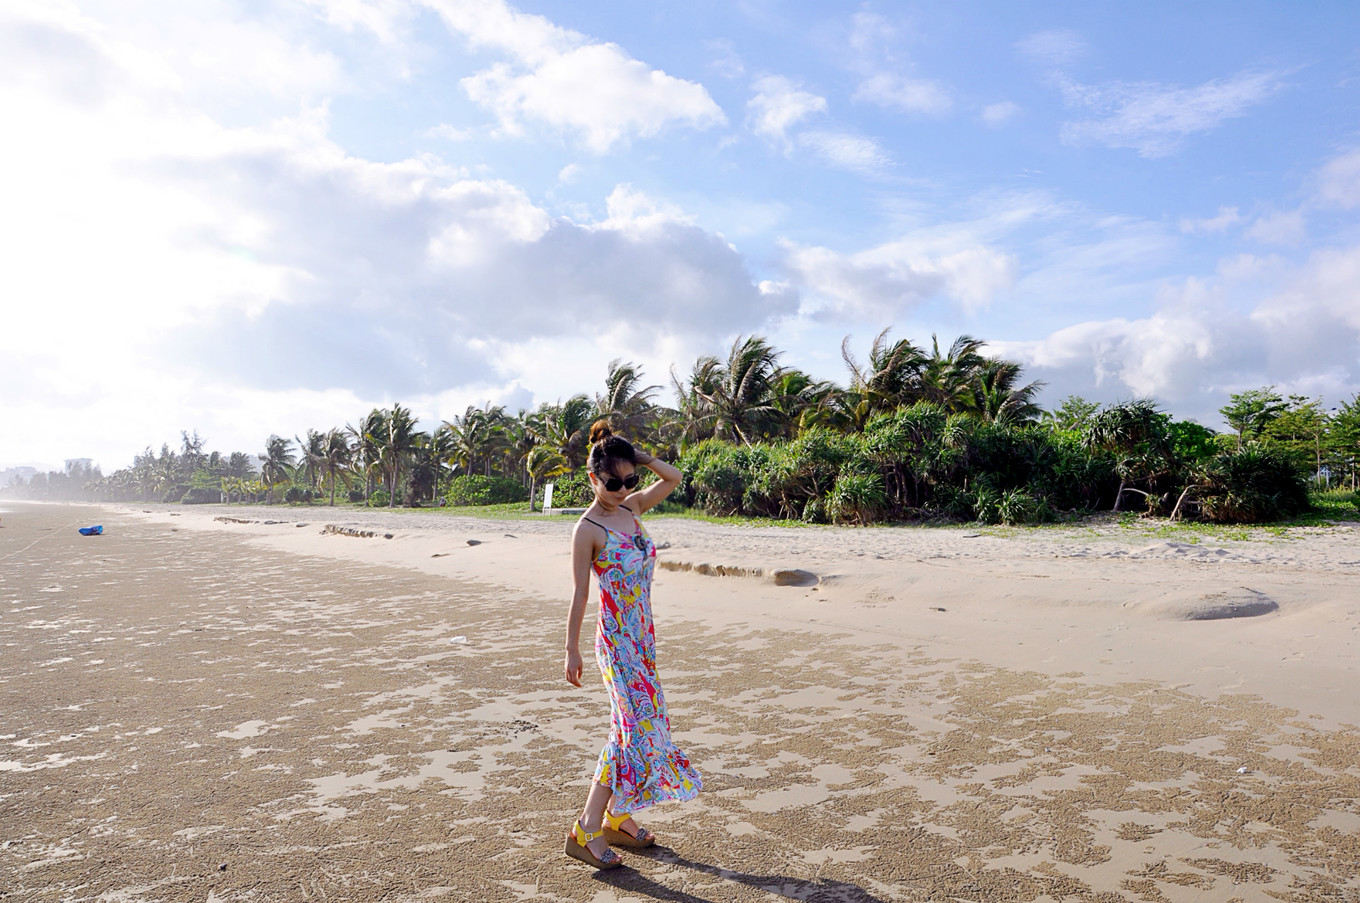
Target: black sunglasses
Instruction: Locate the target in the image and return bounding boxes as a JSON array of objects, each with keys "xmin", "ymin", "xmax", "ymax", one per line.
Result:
[{"xmin": 599, "ymin": 473, "xmax": 640, "ymax": 492}]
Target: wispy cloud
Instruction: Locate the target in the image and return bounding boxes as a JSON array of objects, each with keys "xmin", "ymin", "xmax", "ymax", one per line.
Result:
[
  {"xmin": 796, "ymin": 131, "xmax": 891, "ymax": 174},
  {"xmin": 1058, "ymin": 70, "xmax": 1289, "ymax": 158},
  {"xmin": 1245, "ymin": 209, "xmax": 1306, "ymax": 246},
  {"xmin": 845, "ymin": 10, "xmax": 952, "ymax": 117},
  {"xmin": 1179, "ymin": 206, "xmax": 1242, "ymax": 234},
  {"xmin": 980, "ymin": 101, "xmax": 1021, "ymax": 127},
  {"xmin": 853, "ymin": 73, "xmax": 951, "ymax": 115},
  {"xmin": 746, "ymin": 75, "xmax": 827, "ymax": 145},
  {"xmin": 1015, "ymin": 29, "xmax": 1087, "ymax": 68},
  {"xmin": 706, "ymin": 38, "xmax": 745, "ymax": 79},
  {"xmin": 1317, "ymin": 148, "xmax": 1360, "ymax": 208}
]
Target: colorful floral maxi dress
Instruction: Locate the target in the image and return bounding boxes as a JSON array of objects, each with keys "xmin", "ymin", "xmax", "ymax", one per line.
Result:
[{"xmin": 585, "ymin": 508, "xmax": 702, "ymax": 813}]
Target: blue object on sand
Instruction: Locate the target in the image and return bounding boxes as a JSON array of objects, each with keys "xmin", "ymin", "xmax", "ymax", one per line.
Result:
[{"xmin": 78, "ymin": 525, "xmax": 103, "ymax": 536}]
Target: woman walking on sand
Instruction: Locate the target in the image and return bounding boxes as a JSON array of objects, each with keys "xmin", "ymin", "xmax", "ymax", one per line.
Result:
[{"xmin": 563, "ymin": 421, "xmax": 701, "ymax": 870}]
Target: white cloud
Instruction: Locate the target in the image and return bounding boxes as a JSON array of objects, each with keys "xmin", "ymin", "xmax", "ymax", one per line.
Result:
[
  {"xmin": 0, "ymin": 0, "xmax": 777, "ymax": 469},
  {"xmin": 598, "ymin": 184, "xmax": 695, "ymax": 234},
  {"xmin": 428, "ymin": 0, "xmax": 725, "ymax": 152},
  {"xmin": 426, "ymin": 179, "xmax": 551, "ymax": 267},
  {"xmin": 782, "ymin": 234, "xmax": 1016, "ymax": 319},
  {"xmin": 1179, "ymin": 206, "xmax": 1242, "ymax": 234},
  {"xmin": 853, "ymin": 73, "xmax": 951, "ymax": 115},
  {"xmin": 849, "ymin": 10, "xmax": 897, "ymax": 57},
  {"xmin": 746, "ymin": 75, "xmax": 827, "ymax": 144},
  {"xmin": 301, "ymin": 0, "xmax": 411, "ymax": 45},
  {"xmin": 425, "ymin": 123, "xmax": 476, "ymax": 141},
  {"xmin": 707, "ymin": 38, "xmax": 745, "ymax": 79},
  {"xmin": 1058, "ymin": 70, "xmax": 1288, "ymax": 158},
  {"xmin": 980, "ymin": 101, "xmax": 1021, "ymax": 127},
  {"xmin": 1317, "ymin": 148, "xmax": 1360, "ymax": 209},
  {"xmin": 1245, "ymin": 209, "xmax": 1306, "ymax": 246},
  {"xmin": 796, "ymin": 131, "xmax": 891, "ymax": 174},
  {"xmin": 3, "ymin": 0, "xmax": 347, "ymax": 112},
  {"xmin": 1001, "ymin": 244, "xmax": 1360, "ymax": 422}
]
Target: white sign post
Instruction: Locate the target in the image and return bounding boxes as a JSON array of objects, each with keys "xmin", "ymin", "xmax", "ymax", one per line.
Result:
[{"xmin": 543, "ymin": 482, "xmax": 554, "ymax": 513}]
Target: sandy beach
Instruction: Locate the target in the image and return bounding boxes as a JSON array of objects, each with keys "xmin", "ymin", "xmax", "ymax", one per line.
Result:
[{"xmin": 2, "ymin": 500, "xmax": 1358, "ymax": 902}]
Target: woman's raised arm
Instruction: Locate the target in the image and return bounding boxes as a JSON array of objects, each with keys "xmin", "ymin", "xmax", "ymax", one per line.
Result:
[{"xmin": 624, "ymin": 452, "xmax": 681, "ymax": 515}]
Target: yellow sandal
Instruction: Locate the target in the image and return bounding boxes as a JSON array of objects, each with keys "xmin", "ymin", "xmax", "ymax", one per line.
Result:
[
  {"xmin": 603, "ymin": 809, "xmax": 655, "ymax": 848},
  {"xmin": 564, "ymin": 819, "xmax": 624, "ymax": 869}
]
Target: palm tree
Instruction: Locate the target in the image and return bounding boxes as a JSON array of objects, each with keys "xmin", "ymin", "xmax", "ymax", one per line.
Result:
[
  {"xmin": 525, "ymin": 397, "xmax": 596, "ymax": 471},
  {"xmin": 444, "ymin": 404, "xmax": 506, "ymax": 479},
  {"xmin": 596, "ymin": 359, "xmax": 660, "ymax": 438},
  {"xmin": 408, "ymin": 430, "xmax": 445, "ymax": 504},
  {"xmin": 968, "ymin": 359, "xmax": 1046, "ymax": 425},
  {"xmin": 768, "ymin": 369, "xmax": 841, "ymax": 438},
  {"xmin": 426, "ymin": 424, "xmax": 457, "ymax": 501},
  {"xmin": 152, "ymin": 444, "xmax": 178, "ymax": 499},
  {"xmin": 525, "ymin": 444, "xmax": 571, "ymax": 511},
  {"xmin": 295, "ymin": 429, "xmax": 327, "ymax": 493},
  {"xmin": 260, "ymin": 435, "xmax": 295, "ymax": 503},
  {"xmin": 347, "ymin": 409, "xmax": 387, "ymax": 502},
  {"xmin": 683, "ymin": 335, "xmax": 784, "ymax": 445},
  {"xmin": 375, "ymin": 404, "xmax": 418, "ymax": 506},
  {"xmin": 841, "ymin": 328, "xmax": 928, "ymax": 425},
  {"xmin": 224, "ymin": 452, "xmax": 256, "ymax": 480},
  {"xmin": 919, "ymin": 334, "xmax": 989, "ymax": 413},
  {"xmin": 318, "ymin": 429, "xmax": 354, "ymax": 506}
]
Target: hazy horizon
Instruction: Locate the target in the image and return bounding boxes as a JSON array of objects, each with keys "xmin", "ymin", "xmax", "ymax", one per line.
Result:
[{"xmin": 4, "ymin": 1, "xmax": 1358, "ymax": 471}]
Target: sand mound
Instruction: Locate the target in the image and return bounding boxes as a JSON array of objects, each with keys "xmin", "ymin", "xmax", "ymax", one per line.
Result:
[{"xmin": 1138, "ymin": 586, "xmax": 1279, "ymax": 620}]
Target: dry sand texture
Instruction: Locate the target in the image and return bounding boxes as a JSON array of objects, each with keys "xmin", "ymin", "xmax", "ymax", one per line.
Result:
[{"xmin": 2, "ymin": 502, "xmax": 1359, "ymax": 902}]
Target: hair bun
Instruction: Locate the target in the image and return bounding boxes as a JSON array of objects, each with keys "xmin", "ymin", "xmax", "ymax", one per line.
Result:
[{"xmin": 589, "ymin": 420, "xmax": 614, "ymax": 445}]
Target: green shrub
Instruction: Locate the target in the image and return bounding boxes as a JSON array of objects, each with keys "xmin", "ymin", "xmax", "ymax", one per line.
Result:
[
  {"xmin": 539, "ymin": 471, "xmax": 593, "ymax": 508},
  {"xmin": 445, "ymin": 475, "xmax": 528, "ymax": 507},
  {"xmin": 973, "ymin": 486, "xmax": 1002, "ymax": 524},
  {"xmin": 1309, "ymin": 488, "xmax": 1360, "ymax": 519},
  {"xmin": 348, "ymin": 489, "xmax": 364, "ymax": 503},
  {"xmin": 683, "ymin": 440, "xmax": 757, "ymax": 515},
  {"xmin": 1196, "ymin": 444, "xmax": 1310, "ymax": 523},
  {"xmin": 826, "ymin": 471, "xmax": 886, "ymax": 524},
  {"xmin": 998, "ymin": 488, "xmax": 1052, "ymax": 525},
  {"xmin": 801, "ymin": 498, "xmax": 828, "ymax": 524},
  {"xmin": 1167, "ymin": 419, "xmax": 1219, "ymax": 465},
  {"xmin": 932, "ymin": 486, "xmax": 977, "ymax": 521},
  {"xmin": 369, "ymin": 488, "xmax": 390, "ymax": 506},
  {"xmin": 180, "ymin": 487, "xmax": 220, "ymax": 504}
]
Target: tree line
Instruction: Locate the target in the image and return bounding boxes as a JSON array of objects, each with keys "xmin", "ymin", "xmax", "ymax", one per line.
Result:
[{"xmin": 7, "ymin": 332, "xmax": 1358, "ymax": 525}]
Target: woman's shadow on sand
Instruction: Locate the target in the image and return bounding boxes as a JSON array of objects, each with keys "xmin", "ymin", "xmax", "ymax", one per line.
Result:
[{"xmin": 591, "ymin": 845, "xmax": 886, "ymax": 903}]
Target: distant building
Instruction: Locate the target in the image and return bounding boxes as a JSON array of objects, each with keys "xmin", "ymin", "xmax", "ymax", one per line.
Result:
[{"xmin": 65, "ymin": 458, "xmax": 95, "ymax": 475}]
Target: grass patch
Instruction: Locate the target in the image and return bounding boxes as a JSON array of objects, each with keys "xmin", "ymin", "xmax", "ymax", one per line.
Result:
[{"xmin": 1306, "ymin": 488, "xmax": 1360, "ymax": 522}]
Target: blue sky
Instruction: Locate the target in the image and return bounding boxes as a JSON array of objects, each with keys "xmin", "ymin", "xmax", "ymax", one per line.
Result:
[{"xmin": 3, "ymin": 0, "xmax": 1360, "ymax": 470}]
